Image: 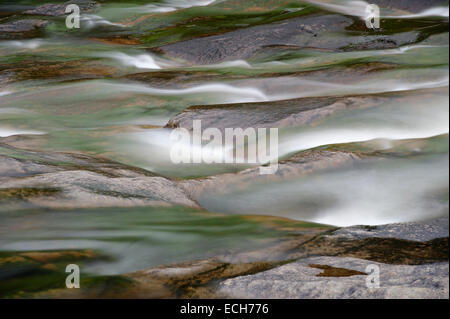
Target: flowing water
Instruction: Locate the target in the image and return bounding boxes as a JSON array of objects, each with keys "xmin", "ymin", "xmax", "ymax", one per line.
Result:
[{"xmin": 0, "ymin": 0, "xmax": 448, "ymax": 281}]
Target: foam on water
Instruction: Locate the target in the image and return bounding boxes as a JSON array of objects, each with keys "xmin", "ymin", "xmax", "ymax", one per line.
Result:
[
  {"xmin": 386, "ymin": 7, "xmax": 449, "ymax": 19},
  {"xmin": 97, "ymin": 52, "xmax": 164, "ymax": 69},
  {"xmin": 81, "ymin": 14, "xmax": 126, "ymax": 29},
  {"xmin": 198, "ymin": 154, "xmax": 449, "ymax": 226},
  {"xmin": 0, "ymin": 39, "xmax": 44, "ymax": 50},
  {"xmin": 101, "ymin": 81, "xmax": 269, "ymax": 102},
  {"xmin": 0, "ymin": 128, "xmax": 44, "ymax": 137},
  {"xmin": 305, "ymin": 0, "xmax": 449, "ymax": 19},
  {"xmin": 133, "ymin": 0, "xmax": 217, "ymax": 13},
  {"xmin": 0, "ymin": 91, "xmax": 12, "ymax": 97}
]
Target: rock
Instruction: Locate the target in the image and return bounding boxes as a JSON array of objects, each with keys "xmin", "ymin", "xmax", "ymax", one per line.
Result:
[
  {"xmin": 158, "ymin": 14, "xmax": 421, "ymax": 65},
  {"xmin": 0, "ymin": 142, "xmax": 156, "ymax": 178},
  {"xmin": 165, "ymin": 87, "xmax": 444, "ymax": 132},
  {"xmin": 0, "ymin": 143, "xmax": 198, "ymax": 209},
  {"xmin": 329, "ymin": 218, "xmax": 449, "ymax": 242},
  {"xmin": 0, "ymin": 59, "xmax": 118, "ymax": 85},
  {"xmin": 180, "ymin": 150, "xmax": 365, "ymax": 200},
  {"xmin": 125, "ymin": 61, "xmax": 396, "ymax": 89},
  {"xmin": 127, "ymin": 258, "xmax": 279, "ymax": 298},
  {"xmin": 284, "ymin": 228, "xmax": 449, "ymax": 266},
  {"xmin": 0, "ymin": 19, "xmax": 49, "ymax": 40},
  {"xmin": 166, "ymin": 95, "xmax": 380, "ymax": 132},
  {"xmin": 218, "ymin": 256, "xmax": 449, "ymax": 299},
  {"xmin": 24, "ymin": 1, "xmax": 99, "ymax": 17}
]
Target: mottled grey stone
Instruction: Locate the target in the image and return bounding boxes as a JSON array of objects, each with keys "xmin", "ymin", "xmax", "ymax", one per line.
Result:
[
  {"xmin": 24, "ymin": 1, "xmax": 98, "ymax": 17},
  {"xmin": 330, "ymin": 218, "xmax": 449, "ymax": 242},
  {"xmin": 219, "ymin": 256, "xmax": 449, "ymax": 299},
  {"xmin": 159, "ymin": 14, "xmax": 420, "ymax": 65},
  {"xmin": 0, "ymin": 20, "xmax": 48, "ymax": 39}
]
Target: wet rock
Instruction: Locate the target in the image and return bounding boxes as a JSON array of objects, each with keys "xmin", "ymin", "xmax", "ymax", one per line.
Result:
[
  {"xmin": 0, "ymin": 19, "xmax": 49, "ymax": 40},
  {"xmin": 158, "ymin": 14, "xmax": 421, "ymax": 64},
  {"xmin": 0, "ymin": 143, "xmax": 198, "ymax": 209},
  {"xmin": 0, "ymin": 59, "xmax": 118, "ymax": 85},
  {"xmin": 31, "ymin": 258, "xmax": 282, "ymax": 299},
  {"xmin": 330, "ymin": 218, "xmax": 449, "ymax": 242},
  {"xmin": 166, "ymin": 95, "xmax": 379, "ymax": 132},
  {"xmin": 1, "ymin": 171, "xmax": 199, "ymax": 209},
  {"xmin": 0, "ymin": 249, "xmax": 108, "ymax": 298},
  {"xmin": 24, "ymin": 1, "xmax": 99, "ymax": 17},
  {"xmin": 0, "ymin": 5, "xmax": 33, "ymax": 19},
  {"xmin": 180, "ymin": 150, "xmax": 364, "ymax": 200},
  {"xmin": 284, "ymin": 230, "xmax": 449, "ymax": 265},
  {"xmin": 0, "ymin": 155, "xmax": 62, "ymax": 177},
  {"xmin": 127, "ymin": 258, "xmax": 280, "ymax": 298},
  {"xmin": 218, "ymin": 256, "xmax": 449, "ymax": 299},
  {"xmin": 0, "ymin": 142, "xmax": 156, "ymax": 178},
  {"xmin": 165, "ymin": 87, "xmax": 444, "ymax": 132}
]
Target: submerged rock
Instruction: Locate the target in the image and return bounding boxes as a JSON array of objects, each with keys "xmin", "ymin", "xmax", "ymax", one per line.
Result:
[
  {"xmin": 165, "ymin": 87, "xmax": 444, "ymax": 132},
  {"xmin": 166, "ymin": 95, "xmax": 379, "ymax": 132},
  {"xmin": 0, "ymin": 19, "xmax": 49, "ymax": 40},
  {"xmin": 180, "ymin": 149, "xmax": 365, "ymax": 200},
  {"xmin": 0, "ymin": 59, "xmax": 118, "ymax": 85},
  {"xmin": 158, "ymin": 14, "xmax": 423, "ymax": 64},
  {"xmin": 218, "ymin": 256, "xmax": 449, "ymax": 299}
]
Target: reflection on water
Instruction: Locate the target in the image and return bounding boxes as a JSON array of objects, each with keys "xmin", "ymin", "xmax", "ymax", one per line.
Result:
[{"xmin": 0, "ymin": 207, "xmax": 294, "ymax": 275}]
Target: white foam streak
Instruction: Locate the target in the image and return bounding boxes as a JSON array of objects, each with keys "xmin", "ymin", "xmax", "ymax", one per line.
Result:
[
  {"xmin": 0, "ymin": 91, "xmax": 12, "ymax": 97},
  {"xmin": 266, "ymin": 75, "xmax": 449, "ymax": 101},
  {"xmin": 203, "ymin": 155, "xmax": 449, "ymax": 226},
  {"xmin": 98, "ymin": 52, "xmax": 163, "ymax": 69},
  {"xmin": 0, "ymin": 128, "xmax": 44, "ymax": 137},
  {"xmin": 106, "ymin": 82, "xmax": 268, "ymax": 101},
  {"xmin": 305, "ymin": 1, "xmax": 449, "ymax": 19},
  {"xmin": 0, "ymin": 39, "xmax": 44, "ymax": 50},
  {"xmin": 136, "ymin": 0, "xmax": 217, "ymax": 13},
  {"xmin": 81, "ymin": 15, "xmax": 126, "ymax": 29},
  {"xmin": 386, "ymin": 7, "xmax": 449, "ymax": 19}
]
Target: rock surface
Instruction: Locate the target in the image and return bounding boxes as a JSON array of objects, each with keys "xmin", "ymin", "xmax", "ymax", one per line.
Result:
[
  {"xmin": 24, "ymin": 1, "xmax": 99, "ymax": 17},
  {"xmin": 330, "ymin": 218, "xmax": 450, "ymax": 242},
  {"xmin": 166, "ymin": 95, "xmax": 380, "ymax": 132},
  {"xmin": 158, "ymin": 14, "xmax": 422, "ymax": 64},
  {"xmin": 180, "ymin": 149, "xmax": 365, "ymax": 200},
  {"xmin": 165, "ymin": 88, "xmax": 444, "ymax": 132},
  {"xmin": 219, "ymin": 256, "xmax": 449, "ymax": 299},
  {"xmin": 0, "ymin": 143, "xmax": 198, "ymax": 209},
  {"xmin": 0, "ymin": 19, "xmax": 49, "ymax": 40}
]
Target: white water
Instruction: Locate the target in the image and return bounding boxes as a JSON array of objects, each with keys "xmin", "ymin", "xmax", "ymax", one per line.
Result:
[
  {"xmin": 198, "ymin": 154, "xmax": 449, "ymax": 226},
  {"xmin": 0, "ymin": 39, "xmax": 44, "ymax": 50},
  {"xmin": 81, "ymin": 14, "xmax": 126, "ymax": 29},
  {"xmin": 305, "ymin": 0, "xmax": 449, "ymax": 19},
  {"xmin": 0, "ymin": 128, "xmax": 44, "ymax": 137},
  {"xmin": 0, "ymin": 91, "xmax": 12, "ymax": 97},
  {"xmin": 132, "ymin": 0, "xmax": 217, "ymax": 13},
  {"xmin": 385, "ymin": 7, "xmax": 449, "ymax": 19},
  {"xmin": 98, "ymin": 81, "xmax": 269, "ymax": 102},
  {"xmin": 97, "ymin": 52, "xmax": 164, "ymax": 69}
]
